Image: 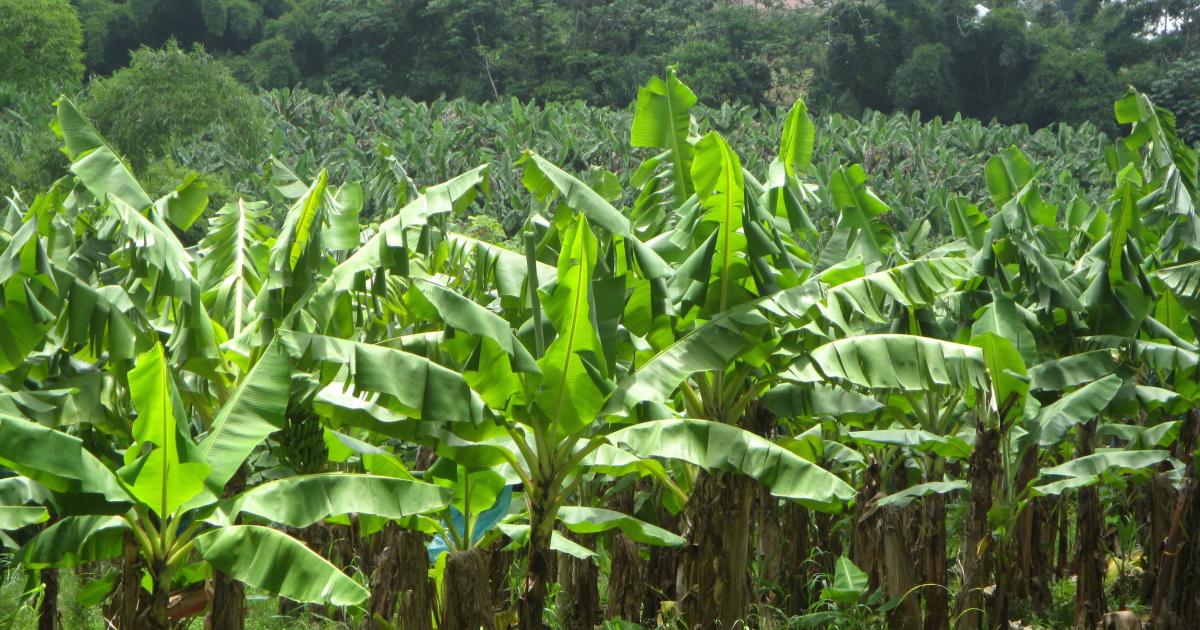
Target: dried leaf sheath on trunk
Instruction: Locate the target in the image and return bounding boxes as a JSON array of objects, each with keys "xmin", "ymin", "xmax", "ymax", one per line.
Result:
[
  {"xmin": 556, "ymin": 531, "xmax": 599, "ymax": 629},
  {"xmin": 369, "ymin": 525, "xmax": 434, "ymax": 630},
  {"xmin": 1151, "ymin": 411, "xmax": 1200, "ymax": 628},
  {"xmin": 957, "ymin": 424, "xmax": 998, "ymax": 630},
  {"xmin": 442, "ymin": 548, "xmax": 495, "ymax": 630},
  {"xmin": 677, "ymin": 469, "xmax": 756, "ymax": 627},
  {"xmin": 209, "ymin": 466, "xmax": 248, "ymax": 630},
  {"xmin": 607, "ymin": 490, "xmax": 644, "ymax": 621},
  {"xmin": 1075, "ymin": 420, "xmax": 1106, "ymax": 628}
]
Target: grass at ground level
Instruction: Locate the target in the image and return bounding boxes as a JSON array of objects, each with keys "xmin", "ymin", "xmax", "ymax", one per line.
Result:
[{"xmin": 1, "ymin": 564, "xmax": 1144, "ymax": 629}]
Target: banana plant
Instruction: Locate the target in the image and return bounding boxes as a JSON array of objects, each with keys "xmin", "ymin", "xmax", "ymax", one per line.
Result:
[
  {"xmin": 0, "ymin": 343, "xmax": 452, "ymax": 629},
  {"xmin": 786, "ymin": 333, "xmax": 988, "ymax": 629},
  {"xmin": 286, "ymin": 211, "xmax": 665, "ymax": 627},
  {"xmin": 1105, "ymin": 87, "xmax": 1200, "ymax": 628},
  {"xmin": 0, "ymin": 97, "xmax": 441, "ymax": 628},
  {"xmin": 605, "ymin": 69, "xmax": 897, "ymax": 627},
  {"xmin": 288, "ymin": 141, "xmax": 857, "ymax": 628}
]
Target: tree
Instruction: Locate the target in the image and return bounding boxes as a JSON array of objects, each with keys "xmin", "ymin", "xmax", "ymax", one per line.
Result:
[
  {"xmin": 226, "ymin": 35, "xmax": 301, "ymax": 89},
  {"xmin": 0, "ymin": 0, "xmax": 85, "ymax": 97},
  {"xmin": 1152, "ymin": 52, "xmax": 1200, "ymax": 146},
  {"xmin": 954, "ymin": 7, "xmax": 1043, "ymax": 122},
  {"xmin": 1017, "ymin": 45, "xmax": 1118, "ymax": 130},
  {"xmin": 826, "ymin": 1, "xmax": 904, "ymax": 112},
  {"xmin": 889, "ymin": 43, "xmax": 959, "ymax": 119},
  {"xmin": 76, "ymin": 0, "xmax": 272, "ymax": 74},
  {"xmin": 82, "ymin": 41, "xmax": 265, "ymax": 167},
  {"xmin": 0, "ymin": 97, "xmax": 456, "ymax": 629},
  {"xmin": 669, "ymin": 4, "xmax": 775, "ymax": 106}
]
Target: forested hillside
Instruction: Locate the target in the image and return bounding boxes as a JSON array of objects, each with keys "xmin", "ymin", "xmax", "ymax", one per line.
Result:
[{"xmin": 3, "ymin": 0, "xmax": 1198, "ymax": 132}]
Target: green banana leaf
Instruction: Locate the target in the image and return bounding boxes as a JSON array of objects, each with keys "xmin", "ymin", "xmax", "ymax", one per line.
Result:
[
  {"xmin": 1084, "ymin": 336, "xmax": 1198, "ymax": 372},
  {"xmin": 197, "ymin": 199, "xmax": 273, "ymax": 336},
  {"xmin": 1039, "ymin": 449, "xmax": 1172, "ymax": 479},
  {"xmin": 1029, "ymin": 351, "xmax": 1118, "ymax": 391},
  {"xmin": 125, "ymin": 449, "xmax": 209, "ymax": 520},
  {"xmin": 849, "ymin": 429, "xmax": 971, "ymax": 460},
  {"xmin": 822, "ymin": 257, "xmax": 974, "ymax": 326},
  {"xmin": 0, "ymin": 414, "xmax": 130, "ymax": 504},
  {"xmin": 984, "ymin": 146, "xmax": 1034, "ymax": 209},
  {"xmin": 971, "ymin": 290, "xmax": 1037, "ymax": 365},
  {"xmin": 1098, "ymin": 420, "xmax": 1182, "ymax": 449},
  {"xmin": 0, "ymin": 506, "xmax": 49, "ymax": 529},
  {"xmin": 777, "ymin": 98, "xmax": 815, "ymax": 177},
  {"xmin": 821, "ymin": 164, "xmax": 892, "ymax": 269},
  {"xmin": 822, "ymin": 555, "xmax": 869, "ymax": 604},
  {"xmin": 314, "ymin": 388, "xmax": 513, "ymax": 466},
  {"xmin": 498, "ymin": 524, "xmax": 598, "ymax": 560},
  {"xmin": 126, "ymin": 344, "xmax": 211, "ymax": 517},
  {"xmin": 604, "ymin": 419, "xmax": 855, "ymax": 511},
  {"xmin": 535, "ymin": 215, "xmax": 607, "ymax": 435},
  {"xmin": 273, "ymin": 170, "xmax": 328, "ymax": 275},
  {"xmin": 876, "ymin": 480, "xmax": 968, "ymax": 508},
  {"xmin": 972, "ymin": 332, "xmax": 1028, "ymax": 421},
  {"xmin": 520, "ymin": 152, "xmax": 669, "ymax": 279},
  {"xmin": 198, "ymin": 340, "xmax": 290, "ymax": 491},
  {"xmin": 427, "ymin": 462, "xmax": 506, "ymax": 516},
  {"xmin": 690, "ymin": 131, "xmax": 746, "ymax": 314},
  {"xmin": 1031, "ymin": 374, "xmax": 1123, "ymax": 447},
  {"xmin": 159, "ymin": 172, "xmax": 210, "ymax": 231},
  {"xmin": 128, "ymin": 344, "xmax": 186, "ymax": 456},
  {"xmin": 411, "ymin": 278, "xmax": 537, "ymax": 371},
  {"xmin": 556, "ymin": 506, "xmax": 684, "ymax": 546},
  {"xmin": 196, "ymin": 525, "xmax": 368, "ymax": 605},
  {"xmin": 788, "ymin": 334, "xmax": 986, "ymax": 393},
  {"xmin": 1158, "ymin": 260, "xmax": 1200, "ymax": 309},
  {"xmin": 1031, "ymin": 450, "xmax": 1173, "ymax": 497},
  {"xmin": 17, "ymin": 515, "xmax": 126, "ymax": 569},
  {"xmin": 302, "ymin": 165, "xmax": 490, "ymax": 330},
  {"xmin": 279, "ymin": 331, "xmax": 487, "ymax": 426},
  {"xmin": 0, "ymin": 477, "xmax": 52, "ymax": 506},
  {"xmin": 761, "ymin": 384, "xmax": 884, "ymax": 420},
  {"xmin": 630, "ymin": 68, "xmax": 696, "ymax": 202},
  {"xmin": 55, "ymin": 98, "xmax": 153, "ymax": 211},
  {"xmin": 602, "ymin": 307, "xmax": 767, "ymax": 416},
  {"xmin": 1032, "ymin": 448, "xmax": 1171, "ymax": 499},
  {"xmin": 214, "ymin": 474, "xmax": 450, "ymax": 528}
]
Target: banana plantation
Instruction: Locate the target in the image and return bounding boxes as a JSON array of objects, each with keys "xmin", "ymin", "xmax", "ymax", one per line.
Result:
[{"xmin": 1, "ymin": 70, "xmax": 1199, "ymax": 630}]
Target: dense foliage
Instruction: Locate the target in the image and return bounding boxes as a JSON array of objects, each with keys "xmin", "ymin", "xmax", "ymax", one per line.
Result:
[
  {"xmin": 2, "ymin": 64, "xmax": 1200, "ymax": 630},
  {"xmin": 82, "ymin": 43, "xmax": 267, "ymax": 168},
  {"xmin": 57, "ymin": 0, "xmax": 1199, "ymax": 133},
  {"xmin": 70, "ymin": 0, "xmax": 814, "ymax": 107},
  {"xmin": 1152, "ymin": 52, "xmax": 1200, "ymax": 146},
  {"xmin": 1, "ymin": 86, "xmax": 1112, "ymax": 239},
  {"xmin": 0, "ymin": 0, "xmax": 85, "ymax": 100},
  {"xmin": 0, "ymin": 1, "xmax": 1198, "ymax": 628}
]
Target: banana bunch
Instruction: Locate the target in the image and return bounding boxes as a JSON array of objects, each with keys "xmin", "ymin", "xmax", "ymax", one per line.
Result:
[{"xmin": 276, "ymin": 403, "xmax": 327, "ymax": 474}]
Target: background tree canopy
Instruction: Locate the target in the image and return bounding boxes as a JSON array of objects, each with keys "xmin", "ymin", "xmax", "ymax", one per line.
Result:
[
  {"xmin": 83, "ymin": 42, "xmax": 266, "ymax": 168},
  {"xmin": 52, "ymin": 0, "xmax": 1196, "ymax": 138},
  {"xmin": 0, "ymin": 0, "xmax": 1195, "ymax": 201},
  {"xmin": 2, "ymin": 0, "xmax": 1199, "ymax": 158},
  {"xmin": 0, "ymin": 0, "xmax": 1193, "ymax": 203},
  {"xmin": 0, "ymin": 0, "xmax": 85, "ymax": 99}
]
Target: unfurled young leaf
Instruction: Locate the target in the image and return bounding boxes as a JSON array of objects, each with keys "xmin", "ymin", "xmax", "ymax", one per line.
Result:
[
  {"xmin": 631, "ymin": 68, "xmax": 697, "ymax": 201},
  {"xmin": 691, "ymin": 131, "xmax": 747, "ymax": 312},
  {"xmin": 536, "ymin": 215, "xmax": 605, "ymax": 434},
  {"xmin": 778, "ymin": 99, "xmax": 815, "ymax": 177}
]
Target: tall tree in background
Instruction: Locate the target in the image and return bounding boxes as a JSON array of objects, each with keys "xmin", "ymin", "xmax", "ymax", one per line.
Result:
[{"xmin": 0, "ymin": 0, "xmax": 84, "ymax": 97}]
